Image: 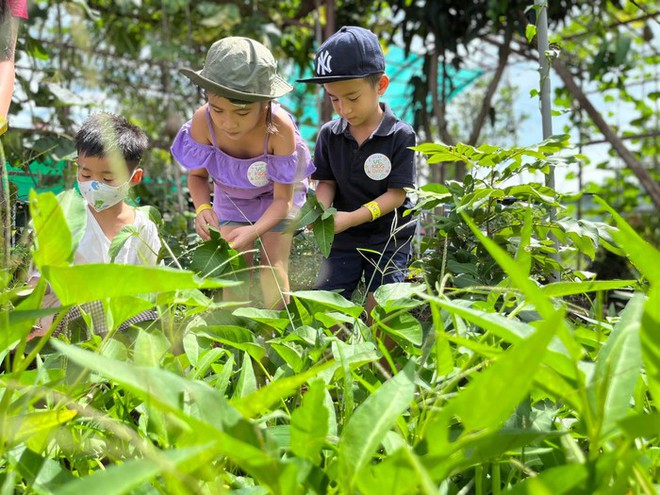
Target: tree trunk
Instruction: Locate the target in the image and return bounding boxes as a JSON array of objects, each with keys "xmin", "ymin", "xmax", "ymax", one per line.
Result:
[{"xmin": 468, "ymin": 29, "xmax": 513, "ymax": 146}]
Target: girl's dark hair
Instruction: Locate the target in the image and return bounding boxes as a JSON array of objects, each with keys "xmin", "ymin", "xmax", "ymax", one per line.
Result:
[
  {"xmin": 75, "ymin": 113, "xmax": 149, "ymax": 168},
  {"xmin": 0, "ymin": 1, "xmax": 8, "ymax": 25}
]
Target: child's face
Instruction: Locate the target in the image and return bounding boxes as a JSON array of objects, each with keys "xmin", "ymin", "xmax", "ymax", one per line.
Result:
[
  {"xmin": 76, "ymin": 154, "xmax": 133, "ymax": 186},
  {"xmin": 323, "ymin": 76, "xmax": 387, "ymax": 129},
  {"xmin": 207, "ymin": 94, "xmax": 267, "ymax": 140}
]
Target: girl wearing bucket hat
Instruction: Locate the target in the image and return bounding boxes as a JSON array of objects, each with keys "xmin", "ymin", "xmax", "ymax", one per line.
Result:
[{"xmin": 171, "ymin": 36, "xmax": 315, "ymax": 309}]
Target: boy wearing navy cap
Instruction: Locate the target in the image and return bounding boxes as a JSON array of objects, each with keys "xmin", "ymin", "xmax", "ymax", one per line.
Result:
[{"xmin": 298, "ymin": 26, "xmax": 416, "ymax": 313}]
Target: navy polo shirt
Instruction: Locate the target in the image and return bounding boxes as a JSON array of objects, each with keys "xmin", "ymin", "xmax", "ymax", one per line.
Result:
[{"xmin": 312, "ymin": 102, "xmax": 416, "ymax": 250}]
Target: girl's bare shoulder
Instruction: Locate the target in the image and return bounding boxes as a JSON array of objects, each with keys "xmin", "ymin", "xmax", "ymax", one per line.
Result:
[
  {"xmin": 270, "ymin": 109, "xmax": 296, "ymax": 155},
  {"xmin": 190, "ymin": 105, "xmax": 212, "ymax": 145}
]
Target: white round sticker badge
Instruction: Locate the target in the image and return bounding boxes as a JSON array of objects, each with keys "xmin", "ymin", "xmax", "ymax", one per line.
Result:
[
  {"xmin": 247, "ymin": 161, "xmax": 269, "ymax": 187},
  {"xmin": 364, "ymin": 153, "xmax": 391, "ymax": 180}
]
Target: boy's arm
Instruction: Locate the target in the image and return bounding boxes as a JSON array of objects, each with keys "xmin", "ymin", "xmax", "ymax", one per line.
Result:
[
  {"xmin": 334, "ymin": 188, "xmax": 406, "ymax": 234},
  {"xmin": 315, "ymin": 180, "xmax": 336, "ymax": 209}
]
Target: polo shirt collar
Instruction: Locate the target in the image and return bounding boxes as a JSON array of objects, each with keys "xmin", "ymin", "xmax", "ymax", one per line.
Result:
[{"xmin": 330, "ymin": 102, "xmax": 397, "ymax": 137}]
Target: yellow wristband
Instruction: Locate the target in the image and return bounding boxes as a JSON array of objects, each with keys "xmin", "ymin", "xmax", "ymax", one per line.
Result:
[
  {"xmin": 363, "ymin": 201, "xmax": 381, "ymax": 221},
  {"xmin": 195, "ymin": 203, "xmax": 213, "ymax": 216}
]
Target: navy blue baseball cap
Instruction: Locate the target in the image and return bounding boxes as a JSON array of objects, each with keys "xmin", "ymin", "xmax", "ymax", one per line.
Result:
[{"xmin": 297, "ymin": 26, "xmax": 385, "ymax": 84}]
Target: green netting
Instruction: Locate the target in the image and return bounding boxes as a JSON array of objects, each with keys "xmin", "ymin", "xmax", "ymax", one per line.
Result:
[
  {"xmin": 280, "ymin": 45, "xmax": 483, "ymax": 149},
  {"xmin": 6, "ymin": 158, "xmax": 67, "ymax": 201}
]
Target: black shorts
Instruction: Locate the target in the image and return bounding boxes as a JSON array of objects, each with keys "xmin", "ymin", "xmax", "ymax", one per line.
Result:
[{"xmin": 315, "ymin": 241, "xmax": 412, "ymax": 300}]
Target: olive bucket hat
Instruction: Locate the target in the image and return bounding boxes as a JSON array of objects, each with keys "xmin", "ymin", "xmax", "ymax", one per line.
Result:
[{"xmin": 179, "ymin": 37, "xmax": 293, "ymax": 103}]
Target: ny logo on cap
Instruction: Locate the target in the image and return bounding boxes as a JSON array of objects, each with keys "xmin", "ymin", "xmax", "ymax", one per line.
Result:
[{"xmin": 316, "ymin": 50, "xmax": 332, "ymax": 76}]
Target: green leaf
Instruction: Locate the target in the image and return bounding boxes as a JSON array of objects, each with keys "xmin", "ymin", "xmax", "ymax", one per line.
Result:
[
  {"xmin": 48, "ymin": 343, "xmax": 287, "ymax": 491},
  {"xmin": 233, "ymin": 307, "xmax": 291, "ymax": 331},
  {"xmin": 446, "ymin": 310, "xmax": 561, "ymax": 434},
  {"xmin": 337, "ymin": 363, "xmax": 416, "ymax": 492},
  {"xmin": 29, "ymin": 191, "xmax": 74, "ymax": 268},
  {"xmin": 294, "ymin": 195, "xmax": 323, "ymax": 230},
  {"xmin": 505, "ymin": 463, "xmax": 589, "ymax": 495},
  {"xmin": 234, "ymin": 352, "xmax": 258, "ymax": 399},
  {"xmin": 526, "ymin": 24, "xmax": 537, "ymax": 44},
  {"xmin": 52, "ymin": 444, "xmax": 214, "ymax": 495},
  {"xmin": 373, "ymin": 283, "xmax": 427, "ymax": 311},
  {"xmin": 372, "ymin": 308, "xmax": 423, "ymax": 346},
  {"xmin": 590, "ymin": 294, "xmax": 643, "ymax": 437},
  {"xmin": 290, "ymin": 290, "xmax": 363, "ymax": 318},
  {"xmin": 43, "ymin": 264, "xmax": 236, "ymax": 305},
  {"xmin": 189, "ymin": 229, "xmax": 246, "ymax": 279},
  {"xmin": 641, "ymin": 286, "xmax": 660, "ymax": 404},
  {"xmin": 108, "ymin": 225, "xmax": 139, "ymax": 263},
  {"xmin": 56, "ymin": 190, "xmax": 87, "ymax": 251},
  {"xmin": 594, "ymin": 197, "xmax": 660, "ymax": 284},
  {"xmin": 134, "ymin": 328, "xmax": 171, "ymax": 367},
  {"xmin": 313, "ymin": 215, "xmax": 334, "ymax": 258},
  {"xmin": 232, "ymin": 361, "xmax": 334, "ymax": 418},
  {"xmin": 290, "ymin": 380, "xmax": 329, "ymax": 464},
  {"xmin": 3, "ymin": 410, "xmax": 77, "ymax": 448},
  {"xmin": 540, "ymin": 280, "xmax": 637, "ymax": 297}
]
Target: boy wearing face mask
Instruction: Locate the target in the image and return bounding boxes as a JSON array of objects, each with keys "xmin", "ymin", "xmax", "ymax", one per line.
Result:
[
  {"xmin": 73, "ymin": 113, "xmax": 160, "ymax": 264},
  {"xmin": 27, "ymin": 113, "xmax": 160, "ymax": 340}
]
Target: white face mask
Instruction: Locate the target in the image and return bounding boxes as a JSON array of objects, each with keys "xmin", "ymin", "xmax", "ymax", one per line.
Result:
[{"xmin": 78, "ymin": 173, "xmax": 134, "ymax": 212}]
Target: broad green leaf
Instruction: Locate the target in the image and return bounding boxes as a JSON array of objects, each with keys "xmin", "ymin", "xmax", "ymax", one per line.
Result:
[
  {"xmin": 234, "ymin": 352, "xmax": 258, "ymax": 399},
  {"xmin": 590, "ymin": 294, "xmax": 643, "ymax": 437},
  {"xmin": 337, "ymin": 363, "xmax": 415, "ymax": 492},
  {"xmin": 313, "ymin": 215, "xmax": 334, "ymax": 258},
  {"xmin": 108, "ymin": 225, "xmax": 139, "ymax": 263},
  {"xmin": 373, "ymin": 282, "xmax": 427, "ymax": 311},
  {"xmin": 594, "ymin": 197, "xmax": 660, "ymax": 284},
  {"xmin": 446, "ymin": 310, "xmax": 560, "ymax": 434},
  {"xmin": 290, "ymin": 290, "xmax": 363, "ymax": 318},
  {"xmin": 56, "ymin": 189, "xmax": 87, "ymax": 251},
  {"xmin": 460, "ymin": 212, "xmax": 582, "ymax": 360},
  {"xmin": 525, "ymin": 24, "xmax": 537, "ymax": 43},
  {"xmin": 106, "ymin": 296, "xmax": 156, "ymax": 332},
  {"xmin": 43, "ymin": 264, "xmax": 235, "ymax": 305},
  {"xmin": 618, "ymin": 412, "xmax": 660, "ymax": 439},
  {"xmin": 49, "ymin": 340, "xmax": 240, "ymax": 431},
  {"xmin": 49, "ymin": 342, "xmax": 290, "ymax": 490},
  {"xmin": 294, "ymin": 195, "xmax": 322, "ymax": 230},
  {"xmin": 3, "ymin": 410, "xmax": 77, "ymax": 448},
  {"xmin": 232, "ymin": 361, "xmax": 334, "ymax": 418},
  {"xmin": 641, "ymin": 285, "xmax": 660, "ymax": 404},
  {"xmin": 270, "ymin": 342, "xmax": 304, "ymax": 372},
  {"xmin": 29, "ymin": 191, "xmax": 73, "ymax": 268},
  {"xmin": 540, "ymin": 279, "xmax": 637, "ymax": 297},
  {"xmin": 233, "ymin": 307, "xmax": 291, "ymax": 331},
  {"xmin": 421, "ymin": 294, "xmax": 575, "ymax": 379},
  {"xmin": 504, "ymin": 463, "xmax": 589, "ymax": 494},
  {"xmin": 357, "ymin": 448, "xmax": 418, "ymax": 495},
  {"xmin": 189, "ymin": 228, "xmax": 246, "ymax": 279},
  {"xmin": 134, "ymin": 328, "xmax": 170, "ymax": 367},
  {"xmin": 372, "ymin": 308, "xmax": 423, "ymax": 346},
  {"xmin": 53, "ymin": 444, "xmax": 214, "ymax": 495},
  {"xmin": 290, "ymin": 380, "xmax": 329, "ymax": 464}
]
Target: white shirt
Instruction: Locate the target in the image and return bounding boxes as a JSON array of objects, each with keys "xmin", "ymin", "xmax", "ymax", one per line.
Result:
[{"xmin": 74, "ymin": 207, "xmax": 161, "ymax": 265}]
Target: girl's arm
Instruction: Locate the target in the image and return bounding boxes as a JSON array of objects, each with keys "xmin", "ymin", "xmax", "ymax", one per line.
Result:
[
  {"xmin": 188, "ymin": 168, "xmax": 218, "ymax": 240},
  {"xmin": 333, "ymin": 188, "xmax": 407, "ymax": 234},
  {"xmin": 187, "ymin": 106, "xmax": 219, "ymax": 240}
]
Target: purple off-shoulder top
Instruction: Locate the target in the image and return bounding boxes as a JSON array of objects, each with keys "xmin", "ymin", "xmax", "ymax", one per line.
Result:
[{"xmin": 171, "ymin": 105, "xmax": 315, "ymax": 223}]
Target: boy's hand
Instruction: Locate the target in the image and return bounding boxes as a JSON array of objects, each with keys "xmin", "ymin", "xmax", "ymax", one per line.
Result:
[
  {"xmin": 195, "ymin": 208, "xmax": 220, "ymax": 240},
  {"xmin": 334, "ymin": 211, "xmax": 356, "ymax": 234},
  {"xmin": 224, "ymin": 225, "xmax": 258, "ymax": 253}
]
